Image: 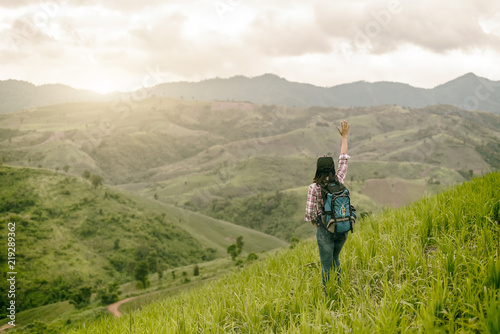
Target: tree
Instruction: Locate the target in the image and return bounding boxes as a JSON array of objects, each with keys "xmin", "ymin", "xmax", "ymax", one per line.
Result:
[
  {"xmin": 82, "ymin": 170, "xmax": 91, "ymax": 180},
  {"xmin": 193, "ymin": 265, "xmax": 200, "ymax": 276},
  {"xmin": 227, "ymin": 236, "xmax": 244, "ymax": 261},
  {"xmin": 147, "ymin": 251, "xmax": 158, "ymax": 273},
  {"xmin": 63, "ymin": 165, "xmax": 70, "ymax": 173},
  {"xmin": 113, "ymin": 239, "xmax": 120, "ymax": 250},
  {"xmin": 157, "ymin": 264, "xmax": 164, "ymax": 282},
  {"xmin": 90, "ymin": 174, "xmax": 103, "ymax": 188},
  {"xmin": 134, "ymin": 260, "xmax": 150, "ymax": 289},
  {"xmin": 227, "ymin": 244, "xmax": 238, "ymax": 261},
  {"xmin": 289, "ymin": 237, "xmax": 300, "ymax": 249},
  {"xmin": 236, "ymin": 236, "xmax": 244, "ymax": 255},
  {"xmin": 97, "ymin": 282, "xmax": 120, "ymax": 305},
  {"xmin": 69, "ymin": 286, "xmax": 92, "ymax": 308},
  {"xmin": 182, "ymin": 271, "xmax": 190, "ymax": 283}
]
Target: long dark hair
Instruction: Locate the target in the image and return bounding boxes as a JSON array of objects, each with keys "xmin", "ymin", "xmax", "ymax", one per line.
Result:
[{"xmin": 313, "ymin": 170, "xmax": 339, "ymax": 185}]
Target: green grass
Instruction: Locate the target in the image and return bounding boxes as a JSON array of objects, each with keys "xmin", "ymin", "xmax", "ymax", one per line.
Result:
[
  {"xmin": 63, "ymin": 172, "xmax": 500, "ymax": 333},
  {"xmin": 0, "ymin": 165, "xmax": 238, "ymax": 316},
  {"xmin": 115, "ymin": 191, "xmax": 289, "ymax": 256},
  {"xmin": 118, "ymin": 254, "xmax": 270, "ymax": 314},
  {"xmin": 0, "ymin": 301, "xmax": 74, "ymax": 328},
  {"xmin": 0, "ymin": 254, "xmax": 261, "ymax": 332}
]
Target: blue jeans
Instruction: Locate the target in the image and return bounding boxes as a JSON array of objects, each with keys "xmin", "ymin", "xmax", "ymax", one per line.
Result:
[{"xmin": 316, "ymin": 224, "xmax": 347, "ymax": 295}]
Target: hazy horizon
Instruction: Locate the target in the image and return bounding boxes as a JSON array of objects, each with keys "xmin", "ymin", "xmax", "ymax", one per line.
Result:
[{"xmin": 1, "ymin": 71, "xmax": 494, "ymax": 96}]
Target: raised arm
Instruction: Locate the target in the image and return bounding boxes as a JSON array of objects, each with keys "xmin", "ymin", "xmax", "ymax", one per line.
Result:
[{"xmin": 338, "ymin": 120, "xmax": 350, "ymax": 154}]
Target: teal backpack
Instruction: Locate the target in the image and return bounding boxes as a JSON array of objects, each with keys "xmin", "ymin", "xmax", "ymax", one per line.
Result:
[{"xmin": 319, "ymin": 181, "xmax": 356, "ymax": 236}]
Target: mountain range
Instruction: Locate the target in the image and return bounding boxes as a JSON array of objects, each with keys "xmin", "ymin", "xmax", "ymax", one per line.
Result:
[{"xmin": 1, "ymin": 72, "xmax": 499, "ymax": 114}]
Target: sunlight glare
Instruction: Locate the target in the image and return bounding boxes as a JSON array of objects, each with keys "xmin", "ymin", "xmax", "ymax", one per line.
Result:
[{"xmin": 91, "ymin": 81, "xmax": 116, "ymax": 94}]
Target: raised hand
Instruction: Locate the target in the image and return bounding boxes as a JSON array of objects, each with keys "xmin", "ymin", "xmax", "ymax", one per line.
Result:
[{"xmin": 337, "ymin": 120, "xmax": 350, "ymax": 138}]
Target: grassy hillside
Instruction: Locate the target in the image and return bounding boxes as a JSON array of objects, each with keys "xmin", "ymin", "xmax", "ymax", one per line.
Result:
[
  {"xmin": 63, "ymin": 172, "xmax": 499, "ymax": 333},
  {"xmin": 0, "ymin": 166, "xmax": 211, "ymax": 314},
  {"xmin": 123, "ymin": 195, "xmax": 289, "ymax": 255},
  {"xmin": 0, "ymin": 166, "xmax": 286, "ymax": 318},
  {"xmin": 2, "ymin": 99, "xmax": 499, "ymax": 241}
]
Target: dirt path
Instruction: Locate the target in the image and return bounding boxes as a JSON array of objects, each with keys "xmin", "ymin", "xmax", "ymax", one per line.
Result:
[
  {"xmin": 106, "ymin": 277, "xmax": 219, "ymax": 318},
  {"xmin": 0, "ymin": 323, "xmax": 14, "ymax": 332},
  {"xmin": 106, "ymin": 297, "xmax": 137, "ymax": 317},
  {"xmin": 0, "ymin": 296, "xmax": 138, "ymax": 331}
]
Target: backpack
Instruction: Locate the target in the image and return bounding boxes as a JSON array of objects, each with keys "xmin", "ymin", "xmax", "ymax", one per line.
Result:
[{"xmin": 319, "ymin": 181, "xmax": 356, "ymax": 236}]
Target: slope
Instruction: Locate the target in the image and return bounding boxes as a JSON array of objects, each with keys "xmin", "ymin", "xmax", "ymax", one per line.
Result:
[
  {"xmin": 65, "ymin": 171, "xmax": 500, "ymax": 333},
  {"xmin": 114, "ymin": 192, "xmax": 289, "ymax": 255},
  {"xmin": 0, "ymin": 165, "xmax": 286, "ymax": 318}
]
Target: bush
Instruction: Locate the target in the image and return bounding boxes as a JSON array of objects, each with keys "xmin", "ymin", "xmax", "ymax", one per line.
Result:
[
  {"xmin": 69, "ymin": 286, "xmax": 92, "ymax": 309},
  {"xmin": 98, "ymin": 282, "xmax": 121, "ymax": 305},
  {"xmin": 246, "ymin": 252, "xmax": 259, "ymax": 262}
]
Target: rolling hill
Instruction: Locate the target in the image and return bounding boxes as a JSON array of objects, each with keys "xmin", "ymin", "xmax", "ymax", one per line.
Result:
[
  {"xmin": 0, "ymin": 165, "xmax": 287, "ymax": 317},
  {"xmin": 1, "ymin": 98, "xmax": 499, "ymax": 240}
]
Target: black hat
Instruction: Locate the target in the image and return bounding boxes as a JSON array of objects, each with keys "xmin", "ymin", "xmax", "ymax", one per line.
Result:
[{"xmin": 317, "ymin": 156, "xmax": 334, "ymax": 172}]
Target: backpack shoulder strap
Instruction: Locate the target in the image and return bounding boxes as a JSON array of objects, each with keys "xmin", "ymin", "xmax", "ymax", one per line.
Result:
[
  {"xmin": 327, "ymin": 181, "xmax": 346, "ymax": 195},
  {"xmin": 319, "ymin": 183, "xmax": 329, "ymax": 203}
]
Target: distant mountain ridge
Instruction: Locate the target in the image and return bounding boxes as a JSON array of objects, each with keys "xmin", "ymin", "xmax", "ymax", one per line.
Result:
[
  {"xmin": 149, "ymin": 73, "xmax": 500, "ymax": 113},
  {"xmin": 0, "ymin": 79, "xmax": 103, "ymax": 114},
  {"xmin": 1, "ymin": 72, "xmax": 499, "ymax": 114}
]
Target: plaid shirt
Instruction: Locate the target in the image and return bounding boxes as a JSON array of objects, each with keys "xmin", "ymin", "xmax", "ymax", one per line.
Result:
[{"xmin": 304, "ymin": 153, "xmax": 350, "ymax": 222}]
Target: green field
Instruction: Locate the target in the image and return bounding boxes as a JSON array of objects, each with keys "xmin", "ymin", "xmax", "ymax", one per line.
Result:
[{"xmin": 63, "ymin": 172, "xmax": 500, "ymax": 333}]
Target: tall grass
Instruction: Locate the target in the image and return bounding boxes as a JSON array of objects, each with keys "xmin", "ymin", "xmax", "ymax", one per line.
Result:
[{"xmin": 66, "ymin": 172, "xmax": 500, "ymax": 333}]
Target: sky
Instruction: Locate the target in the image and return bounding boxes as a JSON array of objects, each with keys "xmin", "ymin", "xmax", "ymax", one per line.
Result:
[{"xmin": 1, "ymin": 0, "xmax": 500, "ymax": 94}]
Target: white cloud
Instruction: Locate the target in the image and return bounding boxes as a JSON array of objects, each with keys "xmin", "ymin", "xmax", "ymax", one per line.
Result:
[
  {"xmin": 0, "ymin": 0, "xmax": 499, "ymax": 92},
  {"xmin": 315, "ymin": 0, "xmax": 500, "ymax": 54},
  {"xmin": 242, "ymin": 8, "xmax": 332, "ymax": 57}
]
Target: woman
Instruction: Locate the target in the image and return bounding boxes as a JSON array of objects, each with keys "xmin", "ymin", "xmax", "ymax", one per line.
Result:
[{"xmin": 304, "ymin": 120, "xmax": 350, "ymax": 295}]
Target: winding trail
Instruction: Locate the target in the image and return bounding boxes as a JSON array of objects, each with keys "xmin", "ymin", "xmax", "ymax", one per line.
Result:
[
  {"xmin": 0, "ymin": 323, "xmax": 14, "ymax": 332},
  {"xmin": 0, "ymin": 276, "xmax": 221, "ymax": 332},
  {"xmin": 106, "ymin": 297, "xmax": 137, "ymax": 317},
  {"xmin": 106, "ymin": 276, "xmax": 219, "ymax": 318}
]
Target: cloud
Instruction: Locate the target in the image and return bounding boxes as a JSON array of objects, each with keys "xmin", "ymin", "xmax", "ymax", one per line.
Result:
[
  {"xmin": 128, "ymin": 21, "xmax": 262, "ymax": 81},
  {"xmin": 0, "ymin": 0, "xmax": 499, "ymax": 92},
  {"xmin": 242, "ymin": 9, "xmax": 332, "ymax": 57},
  {"xmin": 0, "ymin": 0, "xmax": 36, "ymax": 8},
  {"xmin": 0, "ymin": 0, "xmax": 165, "ymax": 12},
  {"xmin": 315, "ymin": 0, "xmax": 500, "ymax": 54}
]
